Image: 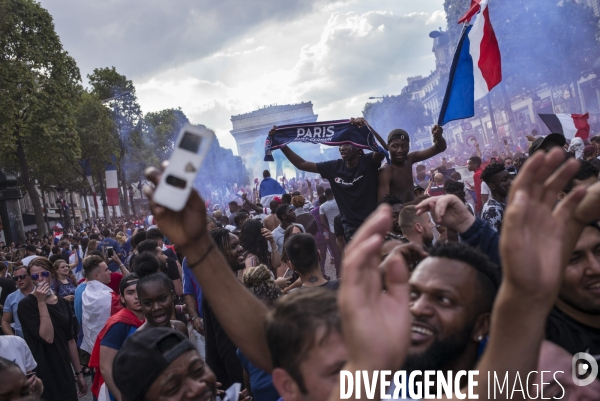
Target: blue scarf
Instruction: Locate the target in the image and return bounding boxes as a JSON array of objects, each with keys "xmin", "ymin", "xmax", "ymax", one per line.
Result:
[{"xmin": 264, "ymin": 119, "xmax": 384, "ymax": 161}]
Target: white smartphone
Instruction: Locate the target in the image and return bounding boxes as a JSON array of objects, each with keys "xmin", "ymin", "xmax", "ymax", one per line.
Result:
[{"xmin": 153, "ymin": 124, "xmax": 214, "ymax": 211}]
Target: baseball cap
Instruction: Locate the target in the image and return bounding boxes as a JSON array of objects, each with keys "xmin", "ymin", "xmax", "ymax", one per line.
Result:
[
  {"xmin": 529, "ymin": 133, "xmax": 566, "ymax": 155},
  {"xmin": 113, "ymin": 328, "xmax": 196, "ymax": 401},
  {"xmin": 25, "ymin": 245, "xmax": 36, "ymax": 252}
]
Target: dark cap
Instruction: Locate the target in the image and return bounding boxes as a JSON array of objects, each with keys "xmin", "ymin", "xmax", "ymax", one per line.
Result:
[
  {"xmin": 529, "ymin": 133, "xmax": 566, "ymax": 155},
  {"xmin": 388, "ymin": 129, "xmax": 410, "ymax": 143},
  {"xmin": 113, "ymin": 328, "xmax": 196, "ymax": 401},
  {"xmin": 25, "ymin": 244, "xmax": 37, "ymax": 252}
]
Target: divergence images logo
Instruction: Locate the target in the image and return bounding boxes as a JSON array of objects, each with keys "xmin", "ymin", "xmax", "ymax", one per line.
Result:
[{"xmin": 572, "ymin": 352, "xmax": 598, "ymax": 386}]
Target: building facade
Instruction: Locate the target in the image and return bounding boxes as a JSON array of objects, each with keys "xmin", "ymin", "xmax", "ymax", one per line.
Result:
[{"xmin": 230, "ymin": 102, "xmax": 318, "ymax": 179}]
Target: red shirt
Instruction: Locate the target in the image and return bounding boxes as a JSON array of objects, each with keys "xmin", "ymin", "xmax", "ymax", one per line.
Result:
[{"xmin": 108, "ymin": 272, "xmax": 124, "ymax": 295}]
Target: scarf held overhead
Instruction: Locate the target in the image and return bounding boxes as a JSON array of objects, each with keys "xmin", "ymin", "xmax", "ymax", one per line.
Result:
[{"xmin": 264, "ymin": 120, "xmax": 381, "ymax": 162}]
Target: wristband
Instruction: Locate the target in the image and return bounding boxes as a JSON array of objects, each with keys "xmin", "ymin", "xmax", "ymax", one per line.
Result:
[
  {"xmin": 187, "ymin": 243, "xmax": 215, "ymax": 270},
  {"xmin": 191, "ymin": 316, "xmax": 201, "ymax": 322},
  {"xmin": 73, "ymin": 370, "xmax": 83, "ymax": 376}
]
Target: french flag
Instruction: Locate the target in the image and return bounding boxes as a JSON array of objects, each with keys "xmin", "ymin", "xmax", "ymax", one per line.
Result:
[
  {"xmin": 438, "ymin": 0, "xmax": 501, "ymax": 125},
  {"xmin": 539, "ymin": 113, "xmax": 590, "ymax": 140},
  {"xmin": 105, "ymin": 158, "xmax": 120, "ymax": 207}
]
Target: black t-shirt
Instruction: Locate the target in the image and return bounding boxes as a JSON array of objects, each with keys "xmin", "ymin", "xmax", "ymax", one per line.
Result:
[
  {"xmin": 165, "ymin": 257, "xmax": 181, "ymax": 281},
  {"xmin": 317, "ymin": 153, "xmax": 380, "ymax": 231},
  {"xmin": 297, "ymin": 279, "xmax": 340, "ymax": 291},
  {"xmin": 0, "ymin": 277, "xmax": 16, "ymax": 307},
  {"xmin": 546, "ymin": 306, "xmax": 600, "ymax": 355},
  {"xmin": 18, "ymin": 295, "xmax": 78, "ymax": 401}
]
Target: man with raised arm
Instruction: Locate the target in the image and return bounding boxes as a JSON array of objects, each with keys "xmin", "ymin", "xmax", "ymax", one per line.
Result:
[
  {"xmin": 378, "ymin": 124, "xmax": 446, "ymax": 203},
  {"xmin": 272, "ymin": 118, "xmax": 387, "ymax": 240}
]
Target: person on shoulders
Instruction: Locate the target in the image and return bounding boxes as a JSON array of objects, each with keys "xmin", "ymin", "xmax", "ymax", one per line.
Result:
[{"xmin": 378, "ymin": 124, "xmax": 446, "ymax": 203}]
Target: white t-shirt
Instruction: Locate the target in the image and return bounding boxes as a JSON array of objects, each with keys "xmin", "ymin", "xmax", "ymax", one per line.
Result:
[
  {"xmin": 481, "ymin": 181, "xmax": 490, "ymax": 195},
  {"xmin": 0, "ymin": 335, "xmax": 37, "ymax": 373},
  {"xmin": 319, "ymin": 200, "xmax": 340, "ymax": 233},
  {"xmin": 20, "ymin": 255, "xmax": 38, "ymax": 267}
]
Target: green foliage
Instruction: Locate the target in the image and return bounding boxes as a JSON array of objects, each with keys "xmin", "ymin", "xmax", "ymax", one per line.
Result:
[
  {"xmin": 0, "ymin": 0, "xmax": 82, "ymax": 163},
  {"xmin": 0, "ymin": 0, "xmax": 83, "ymax": 233},
  {"xmin": 144, "ymin": 108, "xmax": 190, "ymax": 162},
  {"xmin": 362, "ymin": 93, "xmax": 431, "ymax": 138},
  {"xmin": 87, "ymin": 67, "xmax": 144, "ymax": 183}
]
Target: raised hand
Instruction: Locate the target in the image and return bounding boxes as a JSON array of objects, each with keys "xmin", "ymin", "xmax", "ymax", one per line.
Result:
[
  {"xmin": 501, "ymin": 148, "xmax": 583, "ymax": 304},
  {"xmin": 143, "ymin": 167, "xmax": 209, "ymax": 252},
  {"xmin": 431, "ymin": 124, "xmax": 443, "ymax": 136},
  {"xmin": 339, "ymin": 205, "xmax": 411, "ymax": 372},
  {"xmin": 415, "ymin": 195, "xmax": 475, "ymax": 233}
]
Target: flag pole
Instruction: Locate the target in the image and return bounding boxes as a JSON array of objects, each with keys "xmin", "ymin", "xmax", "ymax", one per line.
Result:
[{"xmin": 486, "ymin": 93, "xmax": 499, "ymax": 147}]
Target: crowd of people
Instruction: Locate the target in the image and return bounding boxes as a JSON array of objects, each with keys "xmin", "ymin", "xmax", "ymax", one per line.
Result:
[{"xmin": 1, "ymin": 118, "xmax": 600, "ymax": 401}]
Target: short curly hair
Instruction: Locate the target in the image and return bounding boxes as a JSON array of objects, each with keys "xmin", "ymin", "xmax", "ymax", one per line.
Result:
[
  {"xmin": 292, "ymin": 195, "xmax": 306, "ymax": 209},
  {"xmin": 427, "ymin": 242, "xmax": 500, "ymax": 314},
  {"xmin": 480, "ymin": 162, "xmax": 506, "ymax": 185}
]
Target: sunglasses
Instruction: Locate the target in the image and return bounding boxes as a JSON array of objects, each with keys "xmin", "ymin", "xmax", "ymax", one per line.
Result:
[
  {"xmin": 13, "ymin": 274, "xmax": 29, "ymax": 281},
  {"xmin": 31, "ymin": 271, "xmax": 50, "ymax": 281}
]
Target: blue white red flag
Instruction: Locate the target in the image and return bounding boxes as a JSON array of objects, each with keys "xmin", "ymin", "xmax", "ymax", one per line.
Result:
[
  {"xmin": 105, "ymin": 156, "xmax": 119, "ymax": 207},
  {"xmin": 438, "ymin": 0, "xmax": 501, "ymax": 126}
]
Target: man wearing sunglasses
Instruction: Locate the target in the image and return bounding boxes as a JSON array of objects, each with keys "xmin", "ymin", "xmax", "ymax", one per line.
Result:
[{"xmin": 1, "ymin": 267, "xmax": 34, "ymax": 337}]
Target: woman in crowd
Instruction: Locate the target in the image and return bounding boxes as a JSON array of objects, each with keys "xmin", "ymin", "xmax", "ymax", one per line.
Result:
[
  {"xmin": 52, "ymin": 259, "xmax": 77, "ymax": 303},
  {"xmin": 18, "ymin": 257, "xmax": 87, "ymax": 401},
  {"xmin": 84, "ymin": 239, "xmax": 98, "ymax": 258},
  {"xmin": 237, "ymin": 264, "xmax": 281, "ymax": 401},
  {"xmin": 239, "ymin": 219, "xmax": 281, "ymax": 278},
  {"xmin": 135, "ymin": 253, "xmax": 188, "ymax": 337},
  {"xmin": 279, "ymin": 224, "xmax": 304, "ymax": 293}
]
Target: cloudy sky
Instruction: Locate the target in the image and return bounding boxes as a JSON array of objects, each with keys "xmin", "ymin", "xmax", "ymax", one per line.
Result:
[{"xmin": 40, "ymin": 0, "xmax": 446, "ymax": 153}]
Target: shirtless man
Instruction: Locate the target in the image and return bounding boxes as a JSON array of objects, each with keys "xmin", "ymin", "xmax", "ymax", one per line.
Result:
[
  {"xmin": 377, "ymin": 125, "xmax": 446, "ymax": 203},
  {"xmin": 263, "ymin": 200, "xmax": 281, "ymax": 232}
]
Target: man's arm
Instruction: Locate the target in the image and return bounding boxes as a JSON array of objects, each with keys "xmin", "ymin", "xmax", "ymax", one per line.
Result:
[
  {"xmin": 184, "ymin": 294, "xmax": 204, "ymax": 335},
  {"xmin": 99, "ymin": 346, "xmax": 121, "ymax": 401},
  {"xmin": 241, "ymin": 193, "xmax": 262, "ymax": 214},
  {"xmin": 377, "ymin": 166, "xmax": 392, "ymax": 203},
  {"xmin": 144, "ymin": 168, "xmax": 273, "ymax": 372},
  {"xmin": 407, "ymin": 125, "xmax": 447, "ymax": 164},
  {"xmin": 280, "ymin": 146, "xmax": 319, "ymax": 174},
  {"xmin": 1, "ymin": 311, "xmax": 14, "ymax": 335}
]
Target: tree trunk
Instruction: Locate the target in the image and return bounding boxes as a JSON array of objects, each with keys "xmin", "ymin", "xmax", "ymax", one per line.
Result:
[
  {"xmin": 117, "ymin": 166, "xmax": 130, "ymax": 218},
  {"xmin": 97, "ymin": 170, "xmax": 111, "ymax": 224},
  {"xmin": 83, "ymin": 188, "xmax": 91, "ymax": 222},
  {"xmin": 129, "ymin": 184, "xmax": 136, "ymax": 216},
  {"xmin": 41, "ymin": 188, "xmax": 51, "ymax": 233},
  {"xmin": 16, "ymin": 139, "xmax": 47, "ymax": 235}
]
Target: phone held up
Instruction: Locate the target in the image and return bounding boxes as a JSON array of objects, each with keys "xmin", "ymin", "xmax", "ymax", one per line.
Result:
[{"xmin": 153, "ymin": 124, "xmax": 215, "ymax": 212}]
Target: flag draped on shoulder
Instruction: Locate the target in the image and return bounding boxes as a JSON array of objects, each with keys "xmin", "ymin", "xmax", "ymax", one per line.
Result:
[
  {"xmin": 539, "ymin": 113, "xmax": 590, "ymax": 140},
  {"xmin": 438, "ymin": 0, "xmax": 501, "ymax": 126},
  {"xmin": 264, "ymin": 120, "xmax": 381, "ymax": 162}
]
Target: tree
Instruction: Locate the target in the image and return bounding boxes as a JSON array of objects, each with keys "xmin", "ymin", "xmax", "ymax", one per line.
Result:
[
  {"xmin": 72, "ymin": 91, "xmax": 119, "ymax": 219},
  {"xmin": 362, "ymin": 93, "xmax": 431, "ymax": 139},
  {"xmin": 144, "ymin": 108, "xmax": 190, "ymax": 162},
  {"xmin": 0, "ymin": 0, "xmax": 82, "ymax": 234},
  {"xmin": 88, "ymin": 67, "xmax": 143, "ymax": 218}
]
